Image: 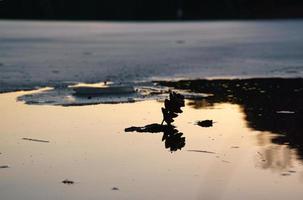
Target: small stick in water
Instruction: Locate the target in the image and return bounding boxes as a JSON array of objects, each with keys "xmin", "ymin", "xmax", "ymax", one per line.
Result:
[
  {"xmin": 187, "ymin": 150, "xmax": 215, "ymax": 154},
  {"xmin": 22, "ymin": 138, "xmax": 50, "ymax": 143}
]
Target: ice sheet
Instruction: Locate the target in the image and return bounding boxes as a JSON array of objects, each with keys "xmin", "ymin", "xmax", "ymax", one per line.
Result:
[{"xmin": 1, "ymin": 20, "xmax": 303, "ymax": 92}]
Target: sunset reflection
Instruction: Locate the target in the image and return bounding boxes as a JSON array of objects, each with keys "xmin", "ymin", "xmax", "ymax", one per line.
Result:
[{"xmin": 1, "ymin": 85, "xmax": 303, "ymax": 200}]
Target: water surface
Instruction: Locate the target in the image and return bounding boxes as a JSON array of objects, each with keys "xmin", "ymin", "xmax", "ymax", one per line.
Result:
[{"xmin": 1, "ymin": 89, "xmax": 303, "ymax": 200}]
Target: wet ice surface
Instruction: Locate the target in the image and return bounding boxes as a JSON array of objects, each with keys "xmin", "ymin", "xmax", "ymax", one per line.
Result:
[
  {"xmin": 16, "ymin": 81, "xmax": 166, "ymax": 106},
  {"xmin": 17, "ymin": 85, "xmax": 144, "ymax": 106},
  {"xmin": 16, "ymin": 82, "xmax": 210, "ymax": 106},
  {"xmin": 1, "ymin": 20, "xmax": 303, "ymax": 92},
  {"xmin": 1, "ymin": 90, "xmax": 303, "ymax": 200}
]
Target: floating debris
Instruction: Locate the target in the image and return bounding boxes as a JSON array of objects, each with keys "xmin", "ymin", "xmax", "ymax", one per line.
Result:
[
  {"xmin": 0, "ymin": 165, "xmax": 9, "ymax": 169},
  {"xmin": 125, "ymin": 123, "xmax": 164, "ymax": 133},
  {"xmin": 62, "ymin": 179, "xmax": 74, "ymax": 184},
  {"xmin": 187, "ymin": 150, "xmax": 215, "ymax": 154},
  {"xmin": 22, "ymin": 138, "xmax": 50, "ymax": 143},
  {"xmin": 197, "ymin": 120, "xmax": 213, "ymax": 127},
  {"xmin": 112, "ymin": 187, "xmax": 119, "ymax": 191}
]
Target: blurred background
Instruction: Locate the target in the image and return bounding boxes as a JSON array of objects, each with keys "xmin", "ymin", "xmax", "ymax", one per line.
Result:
[{"xmin": 1, "ymin": 0, "xmax": 303, "ymax": 20}]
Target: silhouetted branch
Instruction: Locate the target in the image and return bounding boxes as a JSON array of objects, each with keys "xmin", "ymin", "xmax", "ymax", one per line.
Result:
[
  {"xmin": 125, "ymin": 124, "xmax": 185, "ymax": 152},
  {"xmin": 161, "ymin": 91, "xmax": 185, "ymax": 125}
]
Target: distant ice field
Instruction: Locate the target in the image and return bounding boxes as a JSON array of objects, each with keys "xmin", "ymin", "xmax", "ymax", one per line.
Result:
[{"xmin": 1, "ymin": 20, "xmax": 303, "ymax": 92}]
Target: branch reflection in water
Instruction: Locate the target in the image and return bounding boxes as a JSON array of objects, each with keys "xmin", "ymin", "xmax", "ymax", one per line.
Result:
[
  {"xmin": 160, "ymin": 78, "xmax": 303, "ymax": 159},
  {"xmin": 125, "ymin": 124, "xmax": 185, "ymax": 152}
]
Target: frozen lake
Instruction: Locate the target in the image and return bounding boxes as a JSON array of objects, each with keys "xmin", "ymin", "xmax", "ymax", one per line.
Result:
[{"xmin": 1, "ymin": 20, "xmax": 303, "ymax": 92}]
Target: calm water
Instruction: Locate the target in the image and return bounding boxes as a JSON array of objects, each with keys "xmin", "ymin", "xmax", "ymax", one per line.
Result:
[
  {"xmin": 1, "ymin": 20, "xmax": 303, "ymax": 199},
  {"xmin": 1, "ymin": 90, "xmax": 303, "ymax": 200}
]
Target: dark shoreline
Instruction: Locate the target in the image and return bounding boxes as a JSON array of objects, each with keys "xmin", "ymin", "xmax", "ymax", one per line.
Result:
[
  {"xmin": 158, "ymin": 78, "xmax": 303, "ymax": 159},
  {"xmin": 1, "ymin": 18, "xmax": 303, "ymax": 22},
  {"xmin": 1, "ymin": 0, "xmax": 303, "ymax": 21}
]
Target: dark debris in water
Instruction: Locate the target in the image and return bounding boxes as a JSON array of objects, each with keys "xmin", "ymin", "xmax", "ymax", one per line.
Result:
[
  {"xmin": 197, "ymin": 120, "xmax": 213, "ymax": 127},
  {"xmin": 62, "ymin": 179, "xmax": 75, "ymax": 185},
  {"xmin": 0, "ymin": 165, "xmax": 9, "ymax": 169},
  {"xmin": 111, "ymin": 187, "xmax": 119, "ymax": 191}
]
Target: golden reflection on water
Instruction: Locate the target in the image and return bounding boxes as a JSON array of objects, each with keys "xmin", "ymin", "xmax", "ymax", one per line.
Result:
[
  {"xmin": 255, "ymin": 133, "xmax": 296, "ymax": 172},
  {"xmin": 1, "ymin": 90, "xmax": 303, "ymax": 200}
]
